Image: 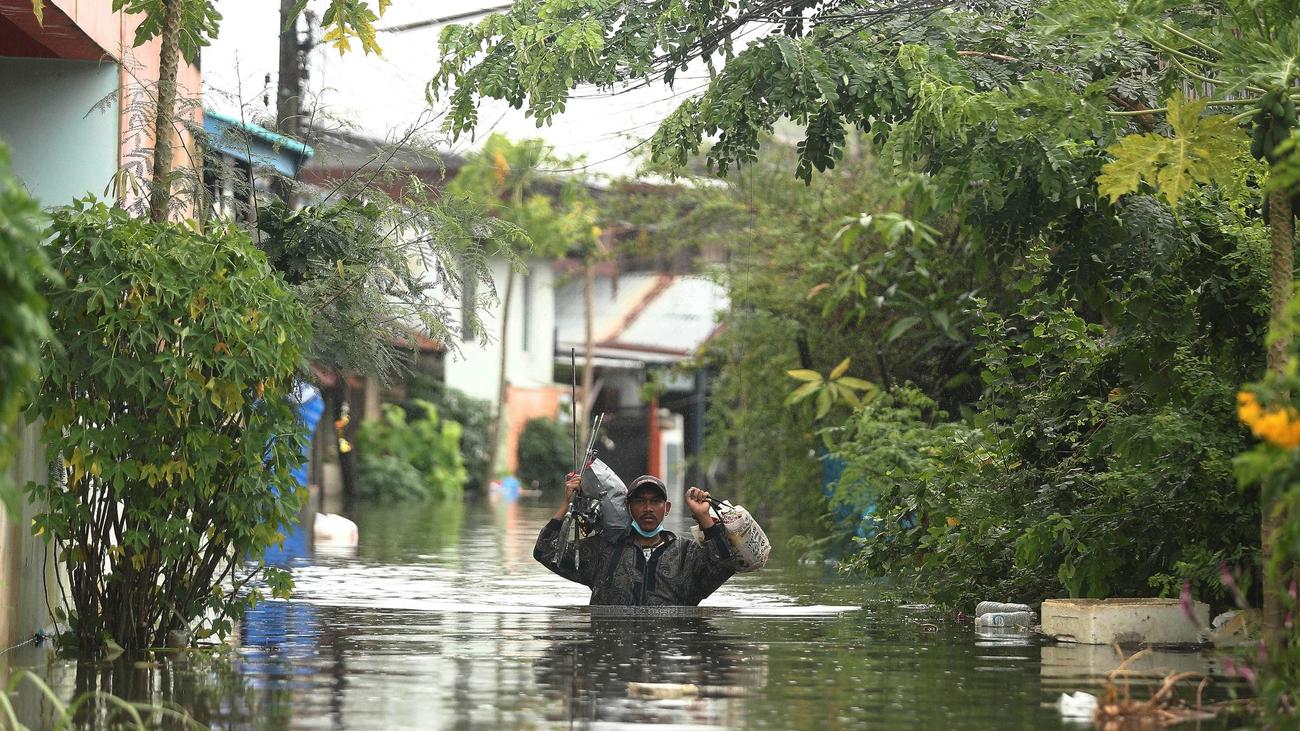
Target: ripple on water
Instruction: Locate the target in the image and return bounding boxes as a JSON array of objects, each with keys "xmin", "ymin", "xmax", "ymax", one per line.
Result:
[{"xmin": 3, "ymin": 501, "xmax": 1248, "ymax": 731}]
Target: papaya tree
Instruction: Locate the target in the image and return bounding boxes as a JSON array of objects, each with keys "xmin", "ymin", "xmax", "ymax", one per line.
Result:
[{"xmin": 1039, "ymin": 0, "xmax": 1299, "ymax": 654}]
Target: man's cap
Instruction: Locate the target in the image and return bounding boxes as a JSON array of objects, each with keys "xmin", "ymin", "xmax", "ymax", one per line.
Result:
[{"xmin": 628, "ymin": 475, "xmax": 668, "ymax": 500}]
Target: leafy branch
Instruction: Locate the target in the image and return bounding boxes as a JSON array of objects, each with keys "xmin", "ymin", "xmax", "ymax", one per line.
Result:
[{"xmin": 786, "ymin": 357, "xmax": 876, "ymax": 420}]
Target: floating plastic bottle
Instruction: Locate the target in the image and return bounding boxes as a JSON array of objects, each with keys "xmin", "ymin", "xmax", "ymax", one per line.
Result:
[
  {"xmin": 975, "ymin": 611, "xmax": 1036, "ymax": 628},
  {"xmin": 975, "ymin": 601, "xmax": 1032, "ymax": 617}
]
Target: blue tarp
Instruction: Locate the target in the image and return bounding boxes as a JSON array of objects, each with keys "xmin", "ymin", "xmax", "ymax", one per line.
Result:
[
  {"xmin": 244, "ymin": 382, "xmax": 324, "ymax": 678},
  {"xmin": 819, "ymin": 450, "xmax": 879, "ymax": 540},
  {"xmin": 262, "ymin": 382, "xmax": 324, "ymax": 566}
]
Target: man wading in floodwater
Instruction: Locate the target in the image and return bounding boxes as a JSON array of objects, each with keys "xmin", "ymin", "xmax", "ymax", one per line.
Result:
[{"xmin": 534, "ymin": 474, "xmax": 737, "ymax": 605}]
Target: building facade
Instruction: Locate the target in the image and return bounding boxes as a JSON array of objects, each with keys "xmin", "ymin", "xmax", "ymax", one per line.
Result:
[{"xmin": 0, "ymin": 0, "xmax": 200, "ymax": 649}]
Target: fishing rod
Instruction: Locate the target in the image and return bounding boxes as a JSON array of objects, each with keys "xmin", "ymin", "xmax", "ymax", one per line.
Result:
[
  {"xmin": 570, "ymin": 348, "xmax": 578, "ymax": 474},
  {"xmin": 554, "ymin": 411, "xmax": 604, "ymax": 565}
]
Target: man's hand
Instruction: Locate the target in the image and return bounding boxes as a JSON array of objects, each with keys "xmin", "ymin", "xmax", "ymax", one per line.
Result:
[
  {"xmin": 686, "ymin": 486, "xmax": 716, "ymax": 529},
  {"xmin": 553, "ymin": 472, "xmax": 581, "ymax": 520}
]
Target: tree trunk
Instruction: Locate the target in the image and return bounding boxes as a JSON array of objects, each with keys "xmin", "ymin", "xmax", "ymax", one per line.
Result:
[
  {"xmin": 1264, "ymin": 188, "xmax": 1295, "ymax": 639},
  {"xmin": 148, "ymin": 0, "xmax": 184, "ymax": 223},
  {"xmin": 581, "ymin": 258, "xmax": 596, "ymax": 449},
  {"xmin": 274, "ymin": 0, "xmax": 302, "ymax": 206},
  {"xmin": 484, "ymin": 267, "xmax": 515, "ymax": 490}
]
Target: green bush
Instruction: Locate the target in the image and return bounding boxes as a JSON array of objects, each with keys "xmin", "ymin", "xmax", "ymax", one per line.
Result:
[
  {"xmin": 404, "ymin": 373, "xmax": 491, "ymax": 490},
  {"xmin": 355, "ymin": 400, "xmax": 465, "ymax": 500},
  {"xmin": 517, "ymin": 417, "xmax": 572, "ymax": 492},
  {"xmin": 356, "ymin": 453, "xmax": 427, "ymax": 502},
  {"xmin": 27, "ymin": 199, "xmax": 311, "ymax": 655},
  {"xmin": 842, "ymin": 235, "xmax": 1263, "ymax": 610},
  {"xmin": 0, "ymin": 141, "xmax": 53, "ymax": 515}
]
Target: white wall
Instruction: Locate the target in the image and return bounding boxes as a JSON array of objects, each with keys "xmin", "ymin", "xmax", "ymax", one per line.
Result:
[
  {"xmin": 0, "ymin": 56, "xmax": 119, "ymax": 649},
  {"xmin": 444, "ymin": 257, "xmax": 557, "ymax": 403},
  {"xmin": 0, "ymin": 57, "xmax": 119, "ymax": 206}
]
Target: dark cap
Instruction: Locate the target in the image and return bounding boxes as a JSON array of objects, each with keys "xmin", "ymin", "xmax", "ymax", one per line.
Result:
[{"xmin": 627, "ymin": 475, "xmax": 668, "ymax": 500}]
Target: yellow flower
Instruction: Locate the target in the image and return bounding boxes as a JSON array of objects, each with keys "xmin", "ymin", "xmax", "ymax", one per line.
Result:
[
  {"xmin": 1237, "ymin": 391, "xmax": 1262, "ymax": 426},
  {"xmin": 492, "ymin": 149, "xmax": 510, "ymax": 188},
  {"xmin": 1236, "ymin": 392, "xmax": 1300, "ymax": 447}
]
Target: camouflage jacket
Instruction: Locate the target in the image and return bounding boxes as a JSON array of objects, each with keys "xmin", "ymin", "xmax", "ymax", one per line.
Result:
[{"xmin": 534, "ymin": 519, "xmax": 736, "ymax": 606}]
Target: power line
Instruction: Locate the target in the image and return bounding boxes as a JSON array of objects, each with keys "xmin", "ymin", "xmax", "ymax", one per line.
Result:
[{"xmin": 380, "ymin": 4, "xmax": 514, "ymax": 33}]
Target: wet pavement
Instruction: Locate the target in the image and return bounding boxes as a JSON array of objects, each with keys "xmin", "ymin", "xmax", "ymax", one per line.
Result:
[{"xmin": 1, "ymin": 495, "xmax": 1244, "ymax": 729}]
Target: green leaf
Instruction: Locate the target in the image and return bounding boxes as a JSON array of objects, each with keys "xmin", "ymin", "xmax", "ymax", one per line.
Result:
[
  {"xmin": 886, "ymin": 316, "xmax": 922, "ymax": 343},
  {"xmin": 784, "ymin": 380, "xmax": 821, "ymax": 405},
  {"xmin": 829, "ymin": 357, "xmax": 851, "ymax": 380},
  {"xmin": 787, "ymin": 369, "xmax": 823, "ymax": 382},
  {"xmin": 815, "ymin": 388, "xmax": 833, "ymax": 419},
  {"xmin": 1098, "ymin": 92, "xmax": 1246, "ymax": 207},
  {"xmin": 1097, "ymin": 133, "xmax": 1170, "ymax": 203},
  {"xmin": 837, "ymin": 376, "xmax": 875, "ymax": 392}
]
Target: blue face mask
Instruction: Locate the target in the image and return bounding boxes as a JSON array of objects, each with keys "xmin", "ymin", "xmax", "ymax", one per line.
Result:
[{"xmin": 631, "ymin": 522, "xmax": 664, "ymax": 538}]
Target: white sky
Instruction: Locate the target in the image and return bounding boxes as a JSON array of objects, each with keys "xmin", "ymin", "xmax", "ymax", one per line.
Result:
[{"xmin": 203, "ymin": 0, "xmax": 706, "ymax": 178}]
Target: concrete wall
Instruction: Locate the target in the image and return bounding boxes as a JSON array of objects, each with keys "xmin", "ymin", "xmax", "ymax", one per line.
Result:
[
  {"xmin": 445, "ymin": 257, "xmax": 558, "ymax": 403},
  {"xmin": 0, "ymin": 422, "xmax": 58, "ymax": 649},
  {"xmin": 0, "ymin": 56, "xmax": 120, "ymax": 649},
  {"xmin": 504, "ymin": 385, "xmax": 561, "ymax": 474},
  {"xmin": 0, "ymin": 56, "xmax": 120, "ymax": 206}
]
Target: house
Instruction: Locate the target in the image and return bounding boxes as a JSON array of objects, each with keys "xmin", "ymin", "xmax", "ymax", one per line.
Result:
[
  {"xmin": 553, "ymin": 262, "xmax": 728, "ymax": 493},
  {"xmin": 0, "ymin": 0, "xmax": 201, "ymax": 651},
  {"xmin": 299, "ymin": 127, "xmax": 563, "ymax": 477},
  {"xmin": 202, "ymin": 107, "xmax": 314, "ymax": 220}
]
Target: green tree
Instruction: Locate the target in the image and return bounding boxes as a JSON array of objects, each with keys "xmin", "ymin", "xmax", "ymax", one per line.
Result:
[
  {"xmin": 431, "ymin": 0, "xmax": 1292, "ymax": 659},
  {"xmin": 28, "ymin": 201, "xmax": 312, "ymax": 654},
  {"xmin": 1042, "ymin": 0, "xmax": 1299, "ymax": 643},
  {"xmin": 446, "ymin": 134, "xmax": 598, "ymax": 488}
]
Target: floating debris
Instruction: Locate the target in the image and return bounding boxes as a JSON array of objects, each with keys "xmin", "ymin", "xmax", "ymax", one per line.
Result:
[
  {"xmin": 627, "ymin": 682, "xmax": 751, "ymax": 699},
  {"xmin": 975, "ymin": 601, "xmax": 1032, "ymax": 616},
  {"xmin": 1057, "ymin": 690, "xmax": 1098, "ymax": 719},
  {"xmin": 1090, "ymin": 648, "xmax": 1225, "ymax": 729}
]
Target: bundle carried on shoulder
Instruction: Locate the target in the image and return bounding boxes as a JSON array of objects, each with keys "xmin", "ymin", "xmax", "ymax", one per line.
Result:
[
  {"xmin": 580, "ymin": 458, "xmax": 631, "ymax": 539},
  {"xmin": 691, "ymin": 500, "xmax": 771, "ymax": 572}
]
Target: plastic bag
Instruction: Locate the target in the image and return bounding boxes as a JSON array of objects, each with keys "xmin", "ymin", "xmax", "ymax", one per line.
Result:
[
  {"xmin": 580, "ymin": 458, "xmax": 630, "ymax": 539},
  {"xmin": 691, "ymin": 502, "xmax": 771, "ymax": 572}
]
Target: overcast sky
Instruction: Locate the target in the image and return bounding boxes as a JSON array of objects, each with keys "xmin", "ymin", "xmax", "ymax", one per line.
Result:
[{"xmin": 203, "ymin": 1, "xmax": 704, "ymax": 178}]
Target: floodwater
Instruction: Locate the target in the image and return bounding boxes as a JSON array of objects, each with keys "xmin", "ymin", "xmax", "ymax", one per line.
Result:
[{"xmin": 2, "ymin": 495, "xmax": 1244, "ymax": 730}]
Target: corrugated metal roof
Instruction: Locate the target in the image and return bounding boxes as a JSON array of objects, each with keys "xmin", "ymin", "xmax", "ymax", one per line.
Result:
[
  {"xmin": 555, "ymin": 272, "xmax": 727, "ymax": 363},
  {"xmin": 620, "ymin": 276, "xmax": 726, "ymax": 353}
]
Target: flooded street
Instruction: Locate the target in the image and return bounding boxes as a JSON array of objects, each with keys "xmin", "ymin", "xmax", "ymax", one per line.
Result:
[{"xmin": 3, "ymin": 496, "xmax": 1240, "ymax": 730}]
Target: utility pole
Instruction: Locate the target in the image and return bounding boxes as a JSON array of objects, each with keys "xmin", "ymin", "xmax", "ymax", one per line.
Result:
[
  {"xmin": 275, "ymin": 3, "xmax": 354, "ymax": 514},
  {"xmin": 275, "ymin": 0, "xmax": 315, "ymax": 204},
  {"xmin": 277, "ymin": 0, "xmax": 302, "ymax": 141}
]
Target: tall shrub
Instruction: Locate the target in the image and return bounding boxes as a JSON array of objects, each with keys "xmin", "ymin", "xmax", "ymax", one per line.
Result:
[
  {"xmin": 27, "ymin": 200, "xmax": 311, "ymax": 655},
  {"xmin": 355, "ymin": 401, "xmax": 465, "ymax": 501},
  {"xmin": 404, "ymin": 374, "xmax": 492, "ymax": 491},
  {"xmin": 516, "ymin": 417, "xmax": 571, "ymax": 492}
]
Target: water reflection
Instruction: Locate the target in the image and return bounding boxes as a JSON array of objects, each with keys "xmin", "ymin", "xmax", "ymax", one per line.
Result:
[
  {"xmin": 535, "ymin": 614, "xmax": 760, "ymax": 729},
  {"xmin": 1, "ymin": 498, "xmax": 1246, "ymax": 731}
]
